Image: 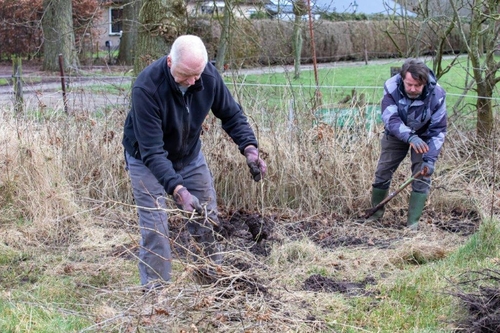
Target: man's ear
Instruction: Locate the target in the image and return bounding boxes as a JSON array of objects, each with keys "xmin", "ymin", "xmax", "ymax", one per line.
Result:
[{"xmin": 166, "ymin": 56, "xmax": 172, "ymax": 68}]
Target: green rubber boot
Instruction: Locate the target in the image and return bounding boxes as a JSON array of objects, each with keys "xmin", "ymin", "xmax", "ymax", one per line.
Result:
[
  {"xmin": 367, "ymin": 188, "xmax": 389, "ymax": 220},
  {"xmin": 407, "ymin": 192, "xmax": 428, "ymax": 230}
]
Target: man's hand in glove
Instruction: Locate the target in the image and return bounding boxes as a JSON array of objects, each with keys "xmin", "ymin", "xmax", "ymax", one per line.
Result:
[
  {"xmin": 173, "ymin": 186, "xmax": 203, "ymax": 214},
  {"xmin": 408, "ymin": 135, "xmax": 429, "ymax": 154},
  {"xmin": 420, "ymin": 161, "xmax": 434, "ymax": 177},
  {"xmin": 244, "ymin": 145, "xmax": 267, "ymax": 182}
]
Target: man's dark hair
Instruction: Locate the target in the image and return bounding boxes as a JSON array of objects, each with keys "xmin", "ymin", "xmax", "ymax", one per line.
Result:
[{"xmin": 400, "ymin": 58, "xmax": 430, "ymax": 85}]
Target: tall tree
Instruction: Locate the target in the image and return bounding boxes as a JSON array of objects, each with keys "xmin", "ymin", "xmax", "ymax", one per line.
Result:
[
  {"xmin": 118, "ymin": 0, "xmax": 142, "ymax": 65},
  {"xmin": 452, "ymin": 0, "xmax": 497, "ymax": 138},
  {"xmin": 41, "ymin": 0, "xmax": 79, "ymax": 71},
  {"xmin": 292, "ymin": 0, "xmax": 307, "ymax": 79},
  {"xmin": 214, "ymin": 0, "xmax": 231, "ymax": 73},
  {"xmin": 133, "ymin": 0, "xmax": 187, "ymax": 76}
]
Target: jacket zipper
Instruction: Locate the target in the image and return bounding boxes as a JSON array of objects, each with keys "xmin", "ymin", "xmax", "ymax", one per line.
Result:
[{"xmin": 181, "ymin": 95, "xmax": 190, "ymax": 158}]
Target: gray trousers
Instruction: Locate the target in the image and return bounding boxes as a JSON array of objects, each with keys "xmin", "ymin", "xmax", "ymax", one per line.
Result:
[
  {"xmin": 125, "ymin": 150, "xmax": 221, "ymax": 287},
  {"xmin": 373, "ymin": 134, "xmax": 431, "ymax": 194}
]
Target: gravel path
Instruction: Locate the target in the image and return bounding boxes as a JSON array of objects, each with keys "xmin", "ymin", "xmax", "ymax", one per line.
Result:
[
  {"xmin": 0, "ymin": 71, "xmax": 132, "ymax": 112},
  {"xmin": 0, "ymin": 56, "xmax": 436, "ymax": 112}
]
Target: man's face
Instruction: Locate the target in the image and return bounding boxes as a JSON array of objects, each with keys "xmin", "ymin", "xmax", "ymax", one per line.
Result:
[
  {"xmin": 167, "ymin": 55, "xmax": 206, "ymax": 88},
  {"xmin": 402, "ymin": 72, "xmax": 425, "ymax": 99}
]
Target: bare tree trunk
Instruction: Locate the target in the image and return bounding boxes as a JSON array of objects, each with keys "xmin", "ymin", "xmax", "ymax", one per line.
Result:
[
  {"xmin": 118, "ymin": 0, "xmax": 142, "ymax": 65},
  {"xmin": 456, "ymin": 0, "xmax": 498, "ymax": 138},
  {"xmin": 292, "ymin": 0, "xmax": 307, "ymax": 79},
  {"xmin": 42, "ymin": 0, "xmax": 78, "ymax": 71},
  {"xmin": 215, "ymin": 2, "xmax": 231, "ymax": 72},
  {"xmin": 13, "ymin": 56, "xmax": 23, "ymax": 114},
  {"xmin": 476, "ymin": 90, "xmax": 494, "ymax": 137},
  {"xmin": 134, "ymin": 0, "xmax": 187, "ymax": 76},
  {"xmin": 292, "ymin": 15, "xmax": 303, "ymax": 79}
]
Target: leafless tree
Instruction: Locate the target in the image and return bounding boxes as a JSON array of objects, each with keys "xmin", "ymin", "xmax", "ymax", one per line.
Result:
[
  {"xmin": 396, "ymin": 0, "xmax": 496, "ymax": 138},
  {"xmin": 214, "ymin": 0, "xmax": 232, "ymax": 72},
  {"xmin": 292, "ymin": 0, "xmax": 307, "ymax": 79},
  {"xmin": 451, "ymin": 0, "xmax": 498, "ymax": 138},
  {"xmin": 389, "ymin": 0, "xmax": 457, "ymax": 79}
]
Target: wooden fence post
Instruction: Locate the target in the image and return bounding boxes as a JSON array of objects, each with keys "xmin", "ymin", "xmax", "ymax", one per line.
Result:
[
  {"xmin": 58, "ymin": 54, "xmax": 68, "ymax": 113},
  {"xmin": 12, "ymin": 56, "xmax": 23, "ymax": 114}
]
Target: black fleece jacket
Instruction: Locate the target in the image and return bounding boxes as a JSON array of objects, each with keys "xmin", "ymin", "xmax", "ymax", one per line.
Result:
[{"xmin": 122, "ymin": 56, "xmax": 258, "ymax": 195}]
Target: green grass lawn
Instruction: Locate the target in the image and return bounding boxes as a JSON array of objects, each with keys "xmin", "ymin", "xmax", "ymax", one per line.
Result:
[{"xmin": 225, "ymin": 57, "xmax": 484, "ymax": 114}]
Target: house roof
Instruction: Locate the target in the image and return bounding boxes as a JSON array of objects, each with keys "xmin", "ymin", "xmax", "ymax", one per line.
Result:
[{"xmin": 265, "ymin": 0, "xmax": 321, "ymax": 15}]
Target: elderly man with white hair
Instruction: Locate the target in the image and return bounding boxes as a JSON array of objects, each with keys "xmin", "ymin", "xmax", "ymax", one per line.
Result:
[{"xmin": 122, "ymin": 35, "xmax": 267, "ymax": 290}]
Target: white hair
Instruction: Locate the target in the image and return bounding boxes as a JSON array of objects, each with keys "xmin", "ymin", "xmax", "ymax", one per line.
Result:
[{"xmin": 169, "ymin": 35, "xmax": 208, "ymax": 66}]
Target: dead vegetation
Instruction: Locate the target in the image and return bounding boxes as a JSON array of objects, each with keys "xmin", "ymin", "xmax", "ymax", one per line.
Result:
[
  {"xmin": 70, "ymin": 207, "xmax": 480, "ymax": 331},
  {"xmin": 453, "ymin": 269, "xmax": 500, "ymax": 332}
]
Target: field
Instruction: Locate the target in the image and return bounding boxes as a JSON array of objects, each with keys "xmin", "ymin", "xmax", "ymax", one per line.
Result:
[{"xmin": 0, "ymin": 58, "xmax": 499, "ymax": 332}]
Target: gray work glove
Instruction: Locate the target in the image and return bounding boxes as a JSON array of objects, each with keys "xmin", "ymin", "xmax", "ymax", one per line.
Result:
[
  {"xmin": 174, "ymin": 187, "xmax": 203, "ymax": 214},
  {"xmin": 408, "ymin": 135, "xmax": 429, "ymax": 154},
  {"xmin": 420, "ymin": 161, "xmax": 434, "ymax": 177},
  {"xmin": 244, "ymin": 146, "xmax": 267, "ymax": 182}
]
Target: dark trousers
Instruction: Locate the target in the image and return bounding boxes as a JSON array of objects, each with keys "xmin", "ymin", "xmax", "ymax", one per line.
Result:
[{"xmin": 373, "ymin": 134, "xmax": 431, "ymax": 194}]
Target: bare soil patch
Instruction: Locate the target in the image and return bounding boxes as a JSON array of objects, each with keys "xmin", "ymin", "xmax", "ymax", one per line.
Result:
[
  {"xmin": 111, "ymin": 206, "xmax": 481, "ymax": 287},
  {"xmin": 303, "ymin": 274, "xmax": 377, "ymax": 296}
]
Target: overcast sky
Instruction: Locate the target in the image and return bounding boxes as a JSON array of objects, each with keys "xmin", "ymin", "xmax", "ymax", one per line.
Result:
[{"xmin": 314, "ymin": 0, "xmax": 405, "ymax": 14}]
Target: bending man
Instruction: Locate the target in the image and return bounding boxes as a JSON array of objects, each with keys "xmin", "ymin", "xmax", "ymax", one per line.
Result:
[{"xmin": 122, "ymin": 35, "xmax": 267, "ymax": 289}]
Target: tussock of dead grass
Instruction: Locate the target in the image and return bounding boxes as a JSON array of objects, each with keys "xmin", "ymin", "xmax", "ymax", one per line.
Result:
[
  {"xmin": 393, "ymin": 242, "xmax": 451, "ymax": 265},
  {"xmin": 76, "ymin": 247, "xmax": 333, "ymax": 332}
]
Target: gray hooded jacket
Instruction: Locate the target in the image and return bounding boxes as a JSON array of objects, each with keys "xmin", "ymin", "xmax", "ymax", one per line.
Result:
[{"xmin": 381, "ymin": 70, "xmax": 447, "ymax": 163}]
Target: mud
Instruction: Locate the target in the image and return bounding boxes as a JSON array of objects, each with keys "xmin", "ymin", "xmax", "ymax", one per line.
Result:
[
  {"xmin": 303, "ymin": 274, "xmax": 377, "ymax": 296},
  {"xmin": 113, "ymin": 206, "xmax": 481, "ymax": 265}
]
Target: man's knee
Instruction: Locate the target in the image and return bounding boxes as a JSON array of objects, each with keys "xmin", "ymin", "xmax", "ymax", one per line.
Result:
[
  {"xmin": 372, "ymin": 180, "xmax": 391, "ymax": 190},
  {"xmin": 412, "ymin": 176, "xmax": 431, "ymax": 193}
]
